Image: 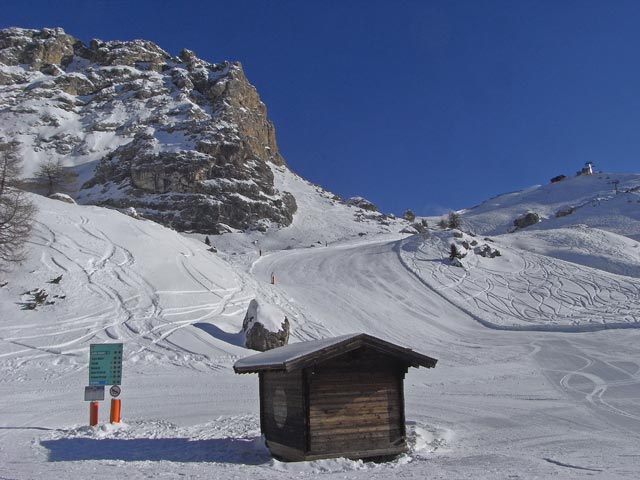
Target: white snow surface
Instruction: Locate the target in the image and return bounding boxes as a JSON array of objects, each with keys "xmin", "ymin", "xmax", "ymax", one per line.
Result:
[{"xmin": 2, "ymin": 172, "xmax": 640, "ymax": 479}]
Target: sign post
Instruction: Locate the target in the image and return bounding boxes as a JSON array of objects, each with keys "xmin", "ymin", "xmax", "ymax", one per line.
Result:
[
  {"xmin": 87, "ymin": 343, "xmax": 123, "ymax": 425},
  {"xmin": 110, "ymin": 398, "xmax": 121, "ymax": 423},
  {"xmin": 90, "ymin": 401, "xmax": 99, "ymax": 426},
  {"xmin": 109, "ymin": 384, "xmax": 122, "ymax": 423}
]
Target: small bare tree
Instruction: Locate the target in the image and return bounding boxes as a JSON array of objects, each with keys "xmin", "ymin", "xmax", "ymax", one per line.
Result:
[
  {"xmin": 0, "ymin": 141, "xmax": 36, "ymax": 271},
  {"xmin": 36, "ymin": 159, "xmax": 66, "ymax": 196},
  {"xmin": 448, "ymin": 211, "xmax": 462, "ymax": 229}
]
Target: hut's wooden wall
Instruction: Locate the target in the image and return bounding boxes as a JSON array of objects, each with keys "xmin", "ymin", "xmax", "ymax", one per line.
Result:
[
  {"xmin": 307, "ymin": 348, "xmax": 406, "ymax": 457},
  {"xmin": 260, "ymin": 370, "xmax": 306, "ymax": 456}
]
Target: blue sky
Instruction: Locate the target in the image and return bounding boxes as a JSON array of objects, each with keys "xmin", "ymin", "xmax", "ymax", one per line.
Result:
[{"xmin": 3, "ymin": 0, "xmax": 640, "ymax": 215}]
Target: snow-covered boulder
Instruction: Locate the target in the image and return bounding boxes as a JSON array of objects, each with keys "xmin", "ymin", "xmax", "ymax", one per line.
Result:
[
  {"xmin": 400, "ymin": 226, "xmax": 419, "ymax": 235},
  {"xmin": 48, "ymin": 192, "xmax": 75, "ymax": 204},
  {"xmin": 411, "ymin": 219, "xmax": 429, "ymax": 233},
  {"xmin": 242, "ymin": 299, "xmax": 290, "ymax": 351},
  {"xmin": 475, "ymin": 244, "xmax": 501, "ymax": 258},
  {"xmin": 124, "ymin": 207, "xmax": 139, "ymax": 218}
]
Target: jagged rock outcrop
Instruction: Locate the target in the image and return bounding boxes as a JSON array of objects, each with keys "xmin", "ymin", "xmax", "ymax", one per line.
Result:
[
  {"xmin": 513, "ymin": 212, "xmax": 540, "ymax": 230},
  {"xmin": 400, "ymin": 219, "xmax": 429, "ymax": 235},
  {"xmin": 347, "ymin": 196, "xmax": 378, "ymax": 212},
  {"xmin": 475, "ymin": 244, "xmax": 501, "ymax": 258},
  {"xmin": 0, "ymin": 27, "xmax": 76, "ymax": 71},
  {"xmin": 242, "ymin": 299, "xmax": 290, "ymax": 352},
  {"xmin": 556, "ymin": 206, "xmax": 575, "ymax": 218},
  {"xmin": 0, "ymin": 27, "xmax": 296, "ymax": 233}
]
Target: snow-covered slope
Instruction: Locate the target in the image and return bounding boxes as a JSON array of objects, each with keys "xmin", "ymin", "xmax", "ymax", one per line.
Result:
[
  {"xmin": 2, "ymin": 169, "xmax": 640, "ymax": 479},
  {"xmin": 212, "ymin": 164, "xmax": 410, "ymax": 255},
  {"xmin": 0, "ymin": 195, "xmax": 249, "ymax": 369},
  {"xmin": 459, "ymin": 172, "xmax": 640, "ymax": 239},
  {"xmin": 400, "ymin": 230, "xmax": 640, "ymax": 331},
  {"xmin": 506, "ymin": 225, "xmax": 640, "ymax": 277}
]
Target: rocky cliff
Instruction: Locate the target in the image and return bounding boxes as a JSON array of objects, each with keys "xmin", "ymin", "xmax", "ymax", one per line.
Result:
[{"xmin": 0, "ymin": 27, "xmax": 296, "ymax": 232}]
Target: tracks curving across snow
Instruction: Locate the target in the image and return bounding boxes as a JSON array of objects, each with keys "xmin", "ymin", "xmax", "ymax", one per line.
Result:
[
  {"xmin": 399, "ymin": 234, "xmax": 640, "ymax": 332},
  {"xmin": 0, "ymin": 202, "xmax": 254, "ymax": 380},
  {"xmin": 2, "ymin": 197, "xmax": 640, "ymax": 479}
]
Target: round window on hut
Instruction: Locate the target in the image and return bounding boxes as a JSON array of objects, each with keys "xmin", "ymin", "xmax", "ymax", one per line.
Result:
[{"xmin": 273, "ymin": 386, "xmax": 288, "ymax": 428}]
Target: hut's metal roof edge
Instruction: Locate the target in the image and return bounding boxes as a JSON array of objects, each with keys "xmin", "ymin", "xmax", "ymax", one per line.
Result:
[{"xmin": 233, "ymin": 333, "xmax": 437, "ymax": 374}]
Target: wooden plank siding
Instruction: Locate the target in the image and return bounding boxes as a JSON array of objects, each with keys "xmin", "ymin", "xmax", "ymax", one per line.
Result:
[
  {"xmin": 260, "ymin": 370, "xmax": 306, "ymax": 455},
  {"xmin": 306, "ymin": 347, "xmax": 407, "ymax": 457}
]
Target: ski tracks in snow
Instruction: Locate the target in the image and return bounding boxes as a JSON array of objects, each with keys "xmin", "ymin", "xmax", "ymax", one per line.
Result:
[
  {"xmin": 400, "ymin": 234, "xmax": 640, "ymax": 332},
  {"xmin": 535, "ymin": 338, "xmax": 640, "ymax": 437},
  {"xmin": 250, "ymin": 238, "xmax": 485, "ymax": 354},
  {"xmin": 0, "ymin": 210, "xmax": 254, "ymax": 377}
]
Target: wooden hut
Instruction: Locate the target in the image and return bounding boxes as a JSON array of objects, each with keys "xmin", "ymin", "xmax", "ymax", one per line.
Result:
[{"xmin": 233, "ymin": 333, "xmax": 437, "ymax": 461}]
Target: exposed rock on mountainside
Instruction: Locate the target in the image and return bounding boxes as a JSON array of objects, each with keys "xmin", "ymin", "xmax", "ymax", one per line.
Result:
[
  {"xmin": 513, "ymin": 212, "xmax": 540, "ymax": 230},
  {"xmin": 346, "ymin": 196, "xmax": 378, "ymax": 212},
  {"xmin": 0, "ymin": 27, "xmax": 296, "ymax": 232},
  {"xmin": 555, "ymin": 206, "xmax": 575, "ymax": 218},
  {"xmin": 475, "ymin": 243, "xmax": 501, "ymax": 258}
]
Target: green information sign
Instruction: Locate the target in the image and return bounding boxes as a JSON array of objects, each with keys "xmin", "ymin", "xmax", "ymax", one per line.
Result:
[{"xmin": 89, "ymin": 343, "xmax": 123, "ymax": 386}]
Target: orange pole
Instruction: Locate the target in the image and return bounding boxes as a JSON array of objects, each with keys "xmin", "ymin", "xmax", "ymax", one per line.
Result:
[
  {"xmin": 110, "ymin": 399, "xmax": 121, "ymax": 423},
  {"xmin": 89, "ymin": 401, "xmax": 99, "ymax": 426},
  {"xmin": 271, "ymin": 274, "xmax": 275, "ymax": 285}
]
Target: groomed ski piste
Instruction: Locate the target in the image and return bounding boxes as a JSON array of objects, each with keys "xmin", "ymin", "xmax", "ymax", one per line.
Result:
[{"xmin": 1, "ymin": 169, "xmax": 640, "ymax": 479}]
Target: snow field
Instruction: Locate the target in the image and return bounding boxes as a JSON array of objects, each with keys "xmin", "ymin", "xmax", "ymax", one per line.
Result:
[
  {"xmin": 399, "ymin": 230, "xmax": 640, "ymax": 330},
  {"xmin": 1, "ymin": 173, "xmax": 640, "ymax": 478}
]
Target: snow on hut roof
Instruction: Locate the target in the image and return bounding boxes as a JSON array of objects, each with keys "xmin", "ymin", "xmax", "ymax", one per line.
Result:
[{"xmin": 233, "ymin": 333, "xmax": 437, "ymax": 374}]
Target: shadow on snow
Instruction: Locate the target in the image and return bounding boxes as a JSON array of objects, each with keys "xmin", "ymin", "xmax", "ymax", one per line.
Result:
[
  {"xmin": 41, "ymin": 436, "xmax": 271, "ymax": 464},
  {"xmin": 193, "ymin": 322, "xmax": 245, "ymax": 347}
]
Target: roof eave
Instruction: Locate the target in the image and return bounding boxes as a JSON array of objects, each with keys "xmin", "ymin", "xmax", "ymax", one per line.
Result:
[
  {"xmin": 232, "ymin": 333, "xmax": 438, "ymax": 374},
  {"xmin": 233, "ymin": 364, "xmax": 286, "ymax": 374}
]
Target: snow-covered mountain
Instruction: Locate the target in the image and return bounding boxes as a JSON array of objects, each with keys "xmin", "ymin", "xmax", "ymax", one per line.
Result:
[
  {"xmin": 0, "ymin": 27, "xmax": 416, "ymax": 241},
  {"xmin": 0, "ymin": 27, "xmax": 296, "ymax": 233},
  {"xmin": 2, "ymin": 26, "xmax": 640, "ymax": 480},
  {"xmin": 460, "ymin": 171, "xmax": 640, "ymax": 240}
]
